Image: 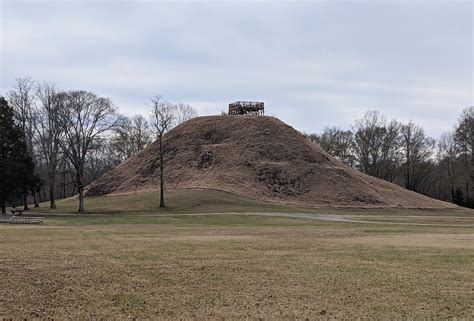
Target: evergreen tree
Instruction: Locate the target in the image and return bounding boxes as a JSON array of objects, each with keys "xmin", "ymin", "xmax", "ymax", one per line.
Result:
[
  {"xmin": 0, "ymin": 96, "xmax": 40, "ymax": 214},
  {"xmin": 453, "ymin": 187, "xmax": 465, "ymax": 206}
]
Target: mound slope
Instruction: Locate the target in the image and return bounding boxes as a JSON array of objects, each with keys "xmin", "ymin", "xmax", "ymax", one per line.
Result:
[{"xmin": 87, "ymin": 116, "xmax": 454, "ymax": 209}]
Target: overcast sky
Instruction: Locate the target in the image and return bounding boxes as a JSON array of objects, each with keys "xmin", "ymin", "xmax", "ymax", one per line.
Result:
[{"xmin": 1, "ymin": 0, "xmax": 472, "ymax": 137}]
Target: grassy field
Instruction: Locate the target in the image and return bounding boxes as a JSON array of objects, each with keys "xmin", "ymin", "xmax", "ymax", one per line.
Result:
[
  {"xmin": 30, "ymin": 189, "xmax": 318, "ymax": 214},
  {"xmin": 26, "ymin": 188, "xmax": 474, "ymax": 217},
  {"xmin": 1, "ymin": 190, "xmax": 473, "ymax": 319}
]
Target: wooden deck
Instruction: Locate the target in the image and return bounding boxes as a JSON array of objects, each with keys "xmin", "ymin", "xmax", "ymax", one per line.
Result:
[{"xmin": 228, "ymin": 101, "xmax": 264, "ymax": 115}]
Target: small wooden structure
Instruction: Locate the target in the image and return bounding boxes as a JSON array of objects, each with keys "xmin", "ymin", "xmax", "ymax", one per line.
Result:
[
  {"xmin": 0, "ymin": 215, "xmax": 43, "ymax": 224},
  {"xmin": 228, "ymin": 101, "xmax": 264, "ymax": 115},
  {"xmin": 9, "ymin": 216, "xmax": 43, "ymax": 224}
]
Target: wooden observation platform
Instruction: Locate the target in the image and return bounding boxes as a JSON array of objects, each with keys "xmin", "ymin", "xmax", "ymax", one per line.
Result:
[{"xmin": 228, "ymin": 101, "xmax": 265, "ymax": 115}]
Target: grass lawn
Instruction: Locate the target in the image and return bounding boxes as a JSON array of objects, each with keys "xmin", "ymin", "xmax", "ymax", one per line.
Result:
[
  {"xmin": 26, "ymin": 188, "xmax": 474, "ymax": 218},
  {"xmin": 29, "ymin": 189, "xmax": 318, "ymax": 214},
  {"xmin": 1, "ymin": 201, "xmax": 473, "ymax": 319}
]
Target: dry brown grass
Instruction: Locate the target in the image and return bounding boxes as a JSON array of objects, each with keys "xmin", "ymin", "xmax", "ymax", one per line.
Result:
[{"xmin": 1, "ymin": 213, "xmax": 473, "ymax": 319}]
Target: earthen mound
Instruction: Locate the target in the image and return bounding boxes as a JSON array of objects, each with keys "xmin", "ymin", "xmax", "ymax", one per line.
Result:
[{"xmin": 86, "ymin": 116, "xmax": 455, "ymax": 209}]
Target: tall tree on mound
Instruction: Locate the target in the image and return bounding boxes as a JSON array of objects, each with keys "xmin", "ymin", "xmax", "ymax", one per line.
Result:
[
  {"xmin": 149, "ymin": 96, "xmax": 176, "ymax": 208},
  {"xmin": 58, "ymin": 91, "xmax": 118, "ymax": 212},
  {"xmin": 0, "ymin": 97, "xmax": 39, "ymax": 214}
]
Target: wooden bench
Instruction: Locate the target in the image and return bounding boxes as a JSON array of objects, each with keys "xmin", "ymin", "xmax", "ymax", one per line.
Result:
[{"xmin": 9, "ymin": 216, "xmax": 43, "ymax": 224}]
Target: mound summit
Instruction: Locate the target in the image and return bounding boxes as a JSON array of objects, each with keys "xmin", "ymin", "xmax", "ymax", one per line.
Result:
[{"xmin": 87, "ymin": 115, "xmax": 454, "ymax": 209}]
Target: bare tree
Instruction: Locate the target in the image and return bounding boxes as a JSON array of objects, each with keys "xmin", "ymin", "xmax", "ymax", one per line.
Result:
[
  {"xmin": 58, "ymin": 91, "xmax": 118, "ymax": 212},
  {"xmin": 454, "ymin": 106, "xmax": 474, "ymax": 204},
  {"xmin": 112, "ymin": 114, "xmax": 151, "ymax": 162},
  {"xmin": 401, "ymin": 121, "xmax": 435, "ymax": 191},
  {"xmin": 130, "ymin": 114, "xmax": 152, "ymax": 153},
  {"xmin": 8, "ymin": 78, "xmax": 36, "ymax": 151},
  {"xmin": 312, "ymin": 127, "xmax": 356, "ymax": 167},
  {"xmin": 84, "ymin": 137, "xmax": 117, "ymax": 183},
  {"xmin": 33, "ymin": 83, "xmax": 65, "ymax": 209},
  {"xmin": 353, "ymin": 110, "xmax": 385, "ymax": 176},
  {"xmin": 311, "ymin": 108, "xmax": 473, "ymax": 206},
  {"xmin": 438, "ymin": 132, "xmax": 458, "ymax": 202},
  {"xmin": 353, "ymin": 111, "xmax": 402, "ymax": 181},
  {"xmin": 401, "ymin": 121, "xmax": 414, "ymax": 189},
  {"xmin": 149, "ymin": 96, "xmax": 176, "ymax": 208},
  {"xmin": 175, "ymin": 103, "xmax": 198, "ymax": 125}
]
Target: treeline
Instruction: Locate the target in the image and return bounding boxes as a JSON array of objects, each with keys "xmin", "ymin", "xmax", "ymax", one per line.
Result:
[
  {"xmin": 1, "ymin": 77, "xmax": 197, "ymax": 213},
  {"xmin": 307, "ymin": 108, "xmax": 474, "ymax": 208},
  {"xmin": 2, "ymin": 76, "xmax": 472, "ymax": 211}
]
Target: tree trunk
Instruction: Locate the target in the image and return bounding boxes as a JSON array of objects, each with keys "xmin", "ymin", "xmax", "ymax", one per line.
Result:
[
  {"xmin": 23, "ymin": 194, "xmax": 29, "ymax": 211},
  {"xmin": 466, "ymin": 180, "xmax": 470, "ymax": 206},
  {"xmin": 1, "ymin": 194, "xmax": 5, "ymax": 214},
  {"xmin": 405, "ymin": 144, "xmax": 411, "ymax": 190},
  {"xmin": 34, "ymin": 193, "xmax": 39, "ymax": 208},
  {"xmin": 471, "ymin": 145, "xmax": 474, "ymax": 204},
  {"xmin": 76, "ymin": 170, "xmax": 85, "ymax": 212},
  {"xmin": 62, "ymin": 171, "xmax": 66, "ymax": 199},
  {"xmin": 78, "ymin": 185, "xmax": 85, "ymax": 212},
  {"xmin": 159, "ymin": 134, "xmax": 165, "ymax": 208},
  {"xmin": 50, "ymin": 178, "xmax": 56, "ymax": 209},
  {"xmin": 12, "ymin": 191, "xmax": 17, "ymax": 208}
]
